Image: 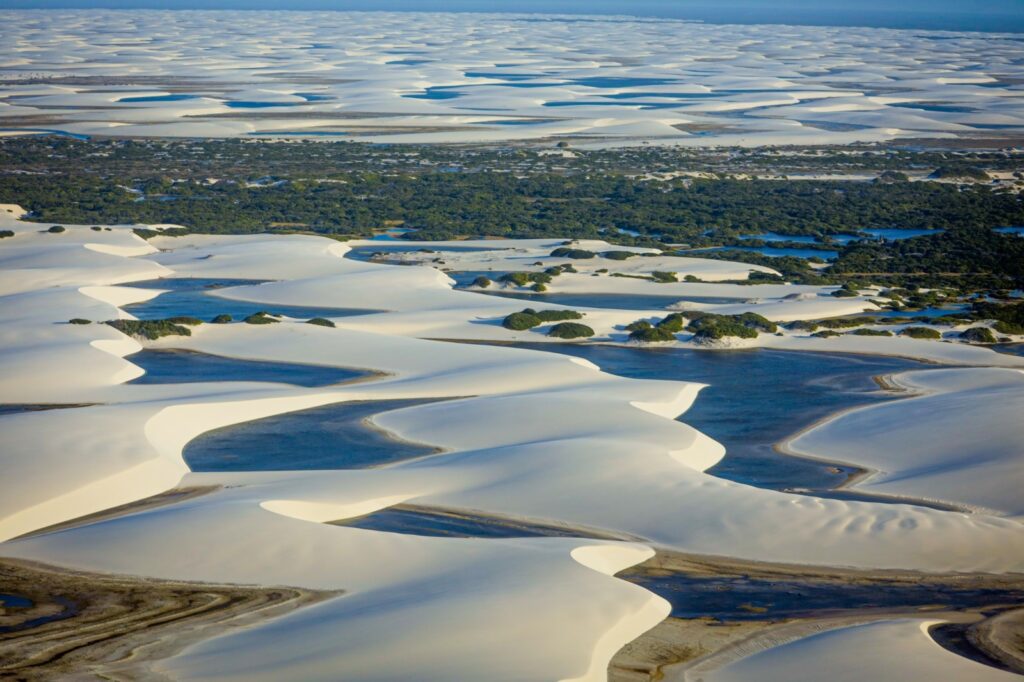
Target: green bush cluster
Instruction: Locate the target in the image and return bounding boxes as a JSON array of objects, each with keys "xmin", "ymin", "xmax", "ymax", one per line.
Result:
[
  {"xmin": 550, "ymin": 247, "xmax": 596, "ymax": 259},
  {"xmin": 502, "ymin": 311, "xmax": 541, "ymax": 330},
  {"xmin": 0, "ymin": 230, "xmax": 13, "ymax": 238},
  {"xmin": 211, "ymin": 314, "xmax": 232, "ymax": 324},
  {"xmin": 133, "ymin": 226, "xmax": 189, "ymax": 240},
  {"xmin": 244, "ymin": 311, "xmax": 280, "ymax": 325},
  {"xmin": 106, "ymin": 318, "xmax": 193, "ymax": 340},
  {"xmin": 899, "ymin": 326, "xmax": 941, "ymax": 340},
  {"xmin": 471, "ymin": 275, "xmax": 492, "ymax": 288},
  {"xmin": 850, "ymin": 328, "xmax": 893, "ymax": 337},
  {"xmin": 651, "ymin": 271, "xmax": 678, "ymax": 283},
  {"xmin": 68, "ymin": 318, "xmax": 91, "ymax": 325},
  {"xmin": 811, "ymin": 330, "xmax": 842, "ymax": 338},
  {"xmin": 786, "ymin": 320, "xmax": 820, "ymax": 332},
  {"xmin": 547, "ymin": 322, "xmax": 594, "ymax": 339},
  {"xmin": 971, "ymin": 301, "xmax": 1024, "ymax": 334},
  {"xmin": 165, "ymin": 316, "xmax": 203, "ymax": 326},
  {"xmin": 502, "ymin": 308, "xmax": 582, "ymax": 331},
  {"xmin": 960, "ymin": 327, "xmax": 996, "ymax": 343},
  {"xmin": 818, "ymin": 317, "xmax": 868, "ymax": 329},
  {"xmin": 602, "ymin": 251, "xmax": 636, "ymax": 260},
  {"xmin": 500, "ymin": 271, "xmax": 551, "ymax": 287},
  {"xmin": 656, "ymin": 313, "xmax": 685, "ymax": 332},
  {"xmin": 629, "ymin": 326, "xmax": 676, "ymax": 343},
  {"xmin": 46, "ymin": 225, "xmax": 65, "ymax": 233},
  {"xmin": 306, "ymin": 317, "xmax": 336, "ymax": 327}
]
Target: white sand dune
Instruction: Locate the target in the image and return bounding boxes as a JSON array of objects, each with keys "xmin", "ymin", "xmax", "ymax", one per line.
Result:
[
  {"xmin": 789, "ymin": 368, "xmax": 1024, "ymax": 517},
  {"xmin": 703, "ymin": 619, "xmax": 1021, "ymax": 682},
  {"xmin": 1, "ymin": 208, "xmax": 1023, "ymax": 679},
  {"xmin": 0, "ymin": 10, "xmax": 1021, "ymax": 144}
]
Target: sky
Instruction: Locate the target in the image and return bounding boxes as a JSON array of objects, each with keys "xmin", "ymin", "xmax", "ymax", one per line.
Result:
[{"xmin": 1, "ymin": 0, "xmax": 1022, "ymax": 33}]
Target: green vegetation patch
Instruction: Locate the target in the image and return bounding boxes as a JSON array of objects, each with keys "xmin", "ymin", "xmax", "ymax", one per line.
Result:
[
  {"xmin": 306, "ymin": 317, "xmax": 336, "ymax": 328},
  {"xmin": 106, "ymin": 318, "xmax": 193, "ymax": 340},
  {"xmin": 547, "ymin": 322, "xmax": 595, "ymax": 339},
  {"xmin": 502, "ymin": 311, "xmax": 542, "ymax": 330},
  {"xmin": 625, "ymin": 320, "xmax": 653, "ymax": 332},
  {"xmin": 244, "ymin": 311, "xmax": 281, "ymax": 325},
  {"xmin": 899, "ymin": 326, "xmax": 942, "ymax": 340},
  {"xmin": 133, "ymin": 227, "xmax": 190, "ymax": 240},
  {"xmin": 550, "ymin": 247, "xmax": 596, "ymax": 259},
  {"xmin": 786, "ymin": 320, "xmax": 819, "ymax": 332},
  {"xmin": 656, "ymin": 313, "xmax": 686, "ymax": 333},
  {"xmin": 960, "ymin": 327, "xmax": 996, "ymax": 344},
  {"xmin": 165, "ymin": 316, "xmax": 203, "ymax": 326},
  {"xmin": 629, "ymin": 326, "xmax": 677, "ymax": 343}
]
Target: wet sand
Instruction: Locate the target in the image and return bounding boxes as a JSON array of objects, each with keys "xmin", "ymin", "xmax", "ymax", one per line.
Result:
[
  {"xmin": 0, "ymin": 558, "xmax": 334, "ymax": 681},
  {"xmin": 609, "ymin": 549, "xmax": 1024, "ymax": 681}
]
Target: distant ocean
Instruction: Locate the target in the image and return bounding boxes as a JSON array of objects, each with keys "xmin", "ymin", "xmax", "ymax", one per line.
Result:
[{"xmin": 1, "ymin": 1, "xmax": 1021, "ymax": 34}]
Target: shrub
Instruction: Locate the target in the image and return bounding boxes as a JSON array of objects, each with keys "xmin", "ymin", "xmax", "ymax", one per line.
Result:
[
  {"xmin": 47, "ymin": 225, "xmax": 65, "ymax": 233},
  {"xmin": 532, "ymin": 283, "xmax": 548, "ymax": 292},
  {"xmin": 629, "ymin": 326, "xmax": 676, "ymax": 343},
  {"xmin": 211, "ymin": 314, "xmax": 233, "ymax": 324},
  {"xmin": 550, "ymin": 247, "xmax": 595, "ymax": 259},
  {"xmin": 165, "ymin": 316, "xmax": 203, "ymax": 326},
  {"xmin": 687, "ymin": 315, "xmax": 759, "ymax": 340},
  {"xmin": 625, "ymin": 320, "xmax": 652, "ymax": 332},
  {"xmin": 90, "ymin": 226, "xmax": 102, "ymax": 231},
  {"xmin": 993, "ymin": 320, "xmax": 1024, "ymax": 335},
  {"xmin": 811, "ymin": 330, "xmax": 842, "ymax": 338},
  {"xmin": 500, "ymin": 272, "xmax": 532, "ymax": 287},
  {"xmin": 735, "ymin": 312, "xmax": 777, "ymax": 333},
  {"xmin": 818, "ymin": 317, "xmax": 866, "ymax": 329},
  {"xmin": 471, "ymin": 275, "xmax": 492, "ymax": 288},
  {"xmin": 899, "ymin": 326, "xmax": 941, "ymax": 340},
  {"xmin": 306, "ymin": 317, "xmax": 336, "ymax": 327},
  {"xmin": 651, "ymin": 271, "xmax": 678, "ymax": 283},
  {"xmin": 656, "ymin": 313, "xmax": 685, "ymax": 332},
  {"xmin": 786, "ymin": 320, "xmax": 819, "ymax": 332},
  {"xmin": 547, "ymin": 322, "xmax": 594, "ymax": 339},
  {"xmin": 0, "ymin": 230, "xmax": 13, "ymax": 239},
  {"xmin": 603, "ymin": 250, "xmax": 636, "ymax": 260},
  {"xmin": 686, "ymin": 312, "xmax": 774, "ymax": 337},
  {"xmin": 683, "ymin": 274, "xmax": 702, "ymax": 282},
  {"xmin": 831, "ymin": 288, "xmax": 859, "ymax": 298},
  {"xmin": 960, "ymin": 327, "xmax": 996, "ymax": 344},
  {"xmin": 500, "ymin": 271, "xmax": 551, "ymax": 287},
  {"xmin": 68, "ymin": 318, "xmax": 91, "ymax": 325},
  {"xmin": 532, "ymin": 309, "xmax": 583, "ymax": 322},
  {"xmin": 106, "ymin": 319, "xmax": 192, "ymax": 340},
  {"xmin": 244, "ymin": 312, "xmax": 280, "ymax": 325},
  {"xmin": 503, "ymin": 311, "xmax": 542, "ymax": 330},
  {"xmin": 747, "ymin": 271, "xmax": 783, "ymax": 283},
  {"xmin": 850, "ymin": 328, "xmax": 893, "ymax": 337}
]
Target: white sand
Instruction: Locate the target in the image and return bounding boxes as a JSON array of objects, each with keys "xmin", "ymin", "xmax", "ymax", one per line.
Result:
[
  {"xmin": 703, "ymin": 619, "xmax": 1021, "ymax": 682},
  {"xmin": 0, "ymin": 10, "xmax": 1021, "ymax": 144},
  {"xmin": 1, "ymin": 207, "xmax": 1022, "ymax": 680}
]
